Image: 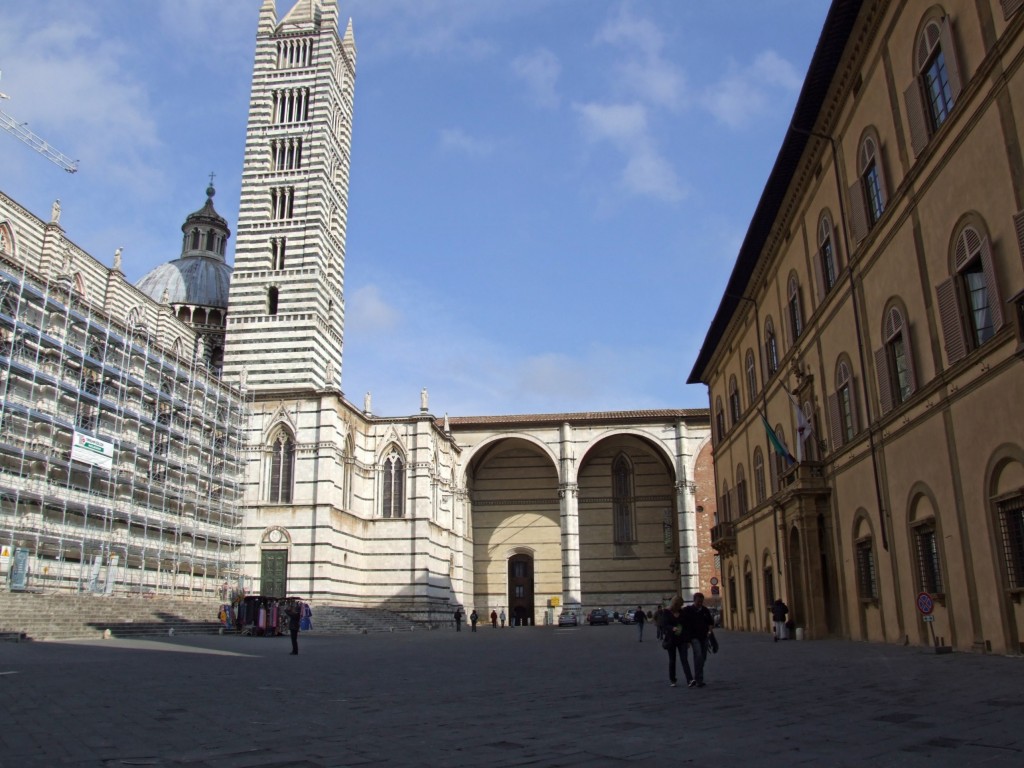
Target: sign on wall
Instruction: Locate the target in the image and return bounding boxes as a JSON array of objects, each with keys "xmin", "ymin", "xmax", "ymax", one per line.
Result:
[{"xmin": 71, "ymin": 431, "xmax": 114, "ymax": 470}]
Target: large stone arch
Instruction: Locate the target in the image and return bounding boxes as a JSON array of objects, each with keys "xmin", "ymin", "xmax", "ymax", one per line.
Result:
[{"xmin": 464, "ymin": 436, "xmax": 561, "ymax": 625}]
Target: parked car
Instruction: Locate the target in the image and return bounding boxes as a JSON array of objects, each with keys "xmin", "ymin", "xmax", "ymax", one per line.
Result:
[
  {"xmin": 587, "ymin": 608, "xmax": 610, "ymax": 625},
  {"xmin": 619, "ymin": 609, "xmax": 636, "ymax": 624},
  {"xmin": 557, "ymin": 611, "xmax": 578, "ymax": 627}
]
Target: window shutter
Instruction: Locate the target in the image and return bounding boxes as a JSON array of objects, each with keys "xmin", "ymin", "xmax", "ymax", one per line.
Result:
[
  {"xmin": 979, "ymin": 237, "xmax": 1004, "ymax": 330},
  {"xmin": 849, "ymin": 378, "xmax": 860, "ymax": 434},
  {"xmin": 939, "ymin": 18, "xmax": 963, "ymax": 103},
  {"xmin": 875, "ymin": 346, "xmax": 893, "ymax": 415},
  {"xmin": 827, "ymin": 391, "xmax": 842, "ymax": 450},
  {"xmin": 813, "ymin": 250, "xmax": 826, "ymax": 302},
  {"xmin": 936, "ymin": 277, "xmax": 968, "ymax": 364},
  {"xmin": 904, "ymin": 79, "xmax": 929, "ymax": 158},
  {"xmin": 1003, "ymin": 0, "xmax": 1024, "ymax": 20},
  {"xmin": 903, "ymin": 324, "xmax": 918, "ymax": 396},
  {"xmin": 849, "ymin": 180, "xmax": 869, "ymax": 243},
  {"xmin": 1014, "ymin": 210, "xmax": 1024, "ymax": 259}
]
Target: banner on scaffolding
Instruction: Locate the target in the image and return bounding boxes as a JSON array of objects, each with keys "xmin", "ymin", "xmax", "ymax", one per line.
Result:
[{"xmin": 71, "ymin": 431, "xmax": 114, "ymax": 470}]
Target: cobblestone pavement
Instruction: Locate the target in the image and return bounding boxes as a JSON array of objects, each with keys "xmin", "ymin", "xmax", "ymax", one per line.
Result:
[{"xmin": 0, "ymin": 623, "xmax": 1021, "ymax": 767}]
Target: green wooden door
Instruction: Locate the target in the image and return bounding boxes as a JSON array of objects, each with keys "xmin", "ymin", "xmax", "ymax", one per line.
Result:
[{"xmin": 261, "ymin": 549, "xmax": 288, "ymax": 598}]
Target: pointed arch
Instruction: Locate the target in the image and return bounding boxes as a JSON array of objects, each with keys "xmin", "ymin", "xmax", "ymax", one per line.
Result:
[
  {"xmin": 381, "ymin": 443, "xmax": 406, "ymax": 518},
  {"xmin": 268, "ymin": 426, "xmax": 296, "ymax": 503}
]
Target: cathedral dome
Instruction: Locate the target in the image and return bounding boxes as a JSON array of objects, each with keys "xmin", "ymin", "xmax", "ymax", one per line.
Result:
[{"xmin": 137, "ymin": 184, "xmax": 232, "ymax": 309}]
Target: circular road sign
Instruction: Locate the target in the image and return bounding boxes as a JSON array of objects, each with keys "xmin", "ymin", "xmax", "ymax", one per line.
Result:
[
  {"xmin": 916, "ymin": 592, "xmax": 934, "ymax": 615},
  {"xmin": 710, "ymin": 577, "xmax": 719, "ymax": 586}
]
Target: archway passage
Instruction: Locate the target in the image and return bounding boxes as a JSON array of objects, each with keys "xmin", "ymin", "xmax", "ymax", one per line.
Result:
[{"xmin": 508, "ymin": 554, "xmax": 535, "ymax": 626}]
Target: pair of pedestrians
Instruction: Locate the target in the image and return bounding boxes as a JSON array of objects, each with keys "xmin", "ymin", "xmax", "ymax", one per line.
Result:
[{"xmin": 660, "ymin": 592, "xmax": 715, "ymax": 688}]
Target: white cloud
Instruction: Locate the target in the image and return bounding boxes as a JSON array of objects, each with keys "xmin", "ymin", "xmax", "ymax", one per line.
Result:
[
  {"xmin": 574, "ymin": 102, "xmax": 682, "ymax": 202},
  {"xmin": 511, "ymin": 49, "xmax": 561, "ymax": 109},
  {"xmin": 595, "ymin": 5, "xmax": 684, "ymax": 111},
  {"xmin": 701, "ymin": 50, "xmax": 803, "ymax": 128},
  {"xmin": 348, "ymin": 284, "xmax": 403, "ymax": 333},
  {"xmin": 439, "ymin": 128, "xmax": 495, "ymax": 158}
]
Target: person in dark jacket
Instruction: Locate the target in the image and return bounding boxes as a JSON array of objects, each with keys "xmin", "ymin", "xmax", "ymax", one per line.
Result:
[
  {"xmin": 659, "ymin": 596, "xmax": 692, "ymax": 687},
  {"xmin": 771, "ymin": 598, "xmax": 789, "ymax": 641},
  {"xmin": 453, "ymin": 608, "xmax": 463, "ymax": 632},
  {"xmin": 635, "ymin": 605, "xmax": 647, "ymax": 642},
  {"xmin": 285, "ymin": 601, "xmax": 302, "ymax": 655},
  {"xmin": 469, "ymin": 609, "xmax": 479, "ymax": 632},
  {"xmin": 680, "ymin": 592, "xmax": 715, "ymax": 687}
]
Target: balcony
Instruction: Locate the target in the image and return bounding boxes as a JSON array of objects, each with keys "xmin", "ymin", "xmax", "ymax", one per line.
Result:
[{"xmin": 710, "ymin": 521, "xmax": 736, "ymax": 555}]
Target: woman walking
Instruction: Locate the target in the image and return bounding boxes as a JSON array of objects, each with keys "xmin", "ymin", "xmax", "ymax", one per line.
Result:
[{"xmin": 660, "ymin": 596, "xmax": 693, "ymax": 687}]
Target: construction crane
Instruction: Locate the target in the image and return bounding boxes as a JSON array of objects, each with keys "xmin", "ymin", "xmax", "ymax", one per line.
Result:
[{"xmin": 0, "ymin": 70, "xmax": 78, "ymax": 173}]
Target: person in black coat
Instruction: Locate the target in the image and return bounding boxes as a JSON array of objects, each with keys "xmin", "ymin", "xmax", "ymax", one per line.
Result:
[
  {"xmin": 680, "ymin": 592, "xmax": 715, "ymax": 687},
  {"xmin": 285, "ymin": 601, "xmax": 302, "ymax": 655}
]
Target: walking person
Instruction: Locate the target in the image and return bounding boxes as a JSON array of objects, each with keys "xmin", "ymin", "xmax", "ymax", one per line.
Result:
[
  {"xmin": 453, "ymin": 607, "xmax": 463, "ymax": 632},
  {"xmin": 499, "ymin": 609, "xmax": 506, "ymax": 627},
  {"xmin": 680, "ymin": 592, "xmax": 715, "ymax": 687},
  {"xmin": 285, "ymin": 600, "xmax": 301, "ymax": 655},
  {"xmin": 659, "ymin": 596, "xmax": 692, "ymax": 687},
  {"xmin": 771, "ymin": 598, "xmax": 789, "ymax": 641},
  {"xmin": 470, "ymin": 609, "xmax": 479, "ymax": 632},
  {"xmin": 635, "ymin": 605, "xmax": 647, "ymax": 642},
  {"xmin": 490, "ymin": 610, "xmax": 498, "ymax": 628}
]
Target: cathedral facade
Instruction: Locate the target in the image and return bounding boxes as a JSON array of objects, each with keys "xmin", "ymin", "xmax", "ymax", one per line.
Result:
[{"xmin": 0, "ymin": 0, "xmax": 710, "ymax": 624}]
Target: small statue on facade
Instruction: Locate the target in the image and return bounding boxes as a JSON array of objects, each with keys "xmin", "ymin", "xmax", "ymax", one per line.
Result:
[
  {"xmin": 50, "ymin": 199, "xmax": 61, "ymax": 224},
  {"xmin": 420, "ymin": 387, "xmax": 429, "ymax": 413},
  {"xmin": 363, "ymin": 391, "xmax": 372, "ymax": 415},
  {"xmin": 113, "ymin": 247, "xmax": 122, "ymax": 271}
]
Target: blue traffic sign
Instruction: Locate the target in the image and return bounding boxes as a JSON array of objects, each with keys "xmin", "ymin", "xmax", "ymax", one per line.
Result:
[{"xmin": 916, "ymin": 592, "xmax": 934, "ymax": 615}]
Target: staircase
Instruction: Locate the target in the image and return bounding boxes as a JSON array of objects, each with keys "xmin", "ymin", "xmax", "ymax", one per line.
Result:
[{"xmin": 0, "ymin": 592, "xmax": 435, "ymax": 641}]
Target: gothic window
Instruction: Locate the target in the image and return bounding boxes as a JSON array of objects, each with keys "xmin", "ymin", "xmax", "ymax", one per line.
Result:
[
  {"xmin": 913, "ymin": 520, "xmax": 944, "ymax": 595},
  {"xmin": 764, "ymin": 318, "xmax": 779, "ymax": 376},
  {"xmin": 720, "ymin": 480, "xmax": 732, "ymax": 522},
  {"xmin": 905, "ymin": 16, "xmax": 962, "ymax": 157},
  {"xmin": 728, "ymin": 376, "xmax": 741, "ymax": 425},
  {"xmin": 936, "ymin": 224, "xmax": 1003, "ymax": 364},
  {"xmin": 753, "ymin": 447, "xmax": 766, "ymax": 504},
  {"xmin": 612, "ymin": 453, "xmax": 636, "ymax": 544},
  {"xmin": 270, "ymin": 188, "xmax": 295, "ymax": 220},
  {"xmin": 744, "ymin": 568, "xmax": 755, "ymax": 613},
  {"xmin": 271, "ymin": 238, "xmax": 287, "ymax": 270},
  {"xmin": 875, "ymin": 305, "xmax": 917, "ymax": 414},
  {"xmin": 849, "ymin": 131, "xmax": 888, "ymax": 242},
  {"xmin": 272, "ymin": 89, "xmax": 310, "ymax": 124},
  {"xmin": 745, "ymin": 349, "xmax": 758, "ymax": 402},
  {"xmin": 381, "ymin": 449, "xmax": 405, "ymax": 518},
  {"xmin": 997, "ymin": 493, "xmax": 1024, "ymax": 589},
  {"xmin": 787, "ymin": 274, "xmax": 804, "ymax": 344},
  {"xmin": 269, "ymin": 430, "xmax": 295, "ymax": 503},
  {"xmin": 277, "ymin": 38, "xmax": 312, "ymax": 69},
  {"xmin": 268, "ymin": 287, "xmax": 279, "ymax": 316},
  {"xmin": 855, "ymin": 537, "xmax": 878, "ymax": 600},
  {"xmin": 828, "ymin": 358, "xmax": 859, "ymax": 450},
  {"xmin": 817, "ymin": 214, "xmax": 838, "ymax": 297}
]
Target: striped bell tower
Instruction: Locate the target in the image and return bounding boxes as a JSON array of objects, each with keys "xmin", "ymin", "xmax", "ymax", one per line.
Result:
[{"xmin": 224, "ymin": 0, "xmax": 355, "ymax": 393}]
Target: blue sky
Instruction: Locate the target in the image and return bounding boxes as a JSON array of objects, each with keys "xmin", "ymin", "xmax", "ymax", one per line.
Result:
[{"xmin": 0, "ymin": 0, "xmax": 829, "ymax": 417}]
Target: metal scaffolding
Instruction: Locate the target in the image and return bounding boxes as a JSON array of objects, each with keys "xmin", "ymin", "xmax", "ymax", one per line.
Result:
[{"xmin": 0, "ymin": 253, "xmax": 249, "ymax": 598}]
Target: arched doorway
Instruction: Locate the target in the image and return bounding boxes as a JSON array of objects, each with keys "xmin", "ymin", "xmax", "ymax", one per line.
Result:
[{"xmin": 508, "ymin": 554, "xmax": 535, "ymax": 626}]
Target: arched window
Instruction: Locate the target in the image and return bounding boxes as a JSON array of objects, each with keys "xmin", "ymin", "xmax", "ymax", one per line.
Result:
[
  {"xmin": 828, "ymin": 357, "xmax": 859, "ymax": 450},
  {"xmin": 855, "ymin": 535, "xmax": 878, "ymax": 599},
  {"xmin": 912, "ymin": 517, "xmax": 944, "ymax": 595},
  {"xmin": 875, "ymin": 304, "xmax": 917, "ymax": 413},
  {"xmin": 269, "ymin": 431, "xmax": 295, "ymax": 503},
  {"xmin": 850, "ymin": 131, "xmax": 887, "ymax": 242},
  {"xmin": 611, "ymin": 453, "xmax": 636, "ymax": 544},
  {"xmin": 745, "ymin": 349, "xmax": 758, "ymax": 402},
  {"xmin": 753, "ymin": 448, "xmax": 766, "ymax": 504},
  {"xmin": 735, "ymin": 464, "xmax": 748, "ymax": 517},
  {"xmin": 787, "ymin": 274, "xmax": 804, "ymax": 344},
  {"xmin": 728, "ymin": 376, "xmax": 741, "ymax": 425},
  {"xmin": 382, "ymin": 449, "xmax": 405, "ymax": 518},
  {"xmin": 715, "ymin": 396, "xmax": 726, "ymax": 442},
  {"xmin": 764, "ymin": 318, "xmax": 779, "ymax": 376},
  {"xmin": 817, "ymin": 213, "xmax": 838, "ymax": 297},
  {"xmin": 936, "ymin": 224, "xmax": 1003, "ymax": 364},
  {"xmin": 905, "ymin": 16, "xmax": 962, "ymax": 157}
]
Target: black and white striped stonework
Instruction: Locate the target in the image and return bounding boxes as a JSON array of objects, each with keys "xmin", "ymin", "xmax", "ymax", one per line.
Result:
[{"xmin": 224, "ymin": 0, "xmax": 355, "ymax": 394}]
